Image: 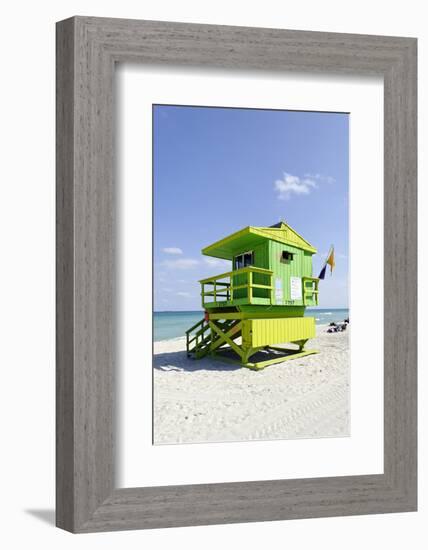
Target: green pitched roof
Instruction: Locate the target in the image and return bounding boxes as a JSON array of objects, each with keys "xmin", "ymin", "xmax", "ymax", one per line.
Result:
[{"xmin": 202, "ymin": 222, "xmax": 317, "ymax": 260}]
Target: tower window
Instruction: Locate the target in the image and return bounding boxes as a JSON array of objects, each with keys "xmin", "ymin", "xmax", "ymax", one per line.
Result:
[
  {"xmin": 282, "ymin": 251, "xmax": 294, "ymax": 261},
  {"xmin": 235, "ymin": 251, "xmax": 253, "ymax": 269}
]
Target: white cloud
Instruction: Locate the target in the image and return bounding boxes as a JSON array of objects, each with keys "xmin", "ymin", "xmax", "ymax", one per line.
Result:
[
  {"xmin": 162, "ymin": 247, "xmax": 183, "ymax": 255},
  {"xmin": 177, "ymin": 291, "xmax": 191, "ymax": 297},
  {"xmin": 274, "ymin": 172, "xmax": 317, "ymax": 200},
  {"xmin": 161, "ymin": 258, "xmax": 199, "ymax": 270},
  {"xmin": 304, "ymin": 173, "xmax": 335, "ymax": 185},
  {"xmin": 274, "ymin": 172, "xmax": 336, "ymax": 200}
]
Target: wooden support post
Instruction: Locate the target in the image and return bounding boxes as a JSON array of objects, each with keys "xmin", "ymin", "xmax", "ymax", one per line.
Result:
[
  {"xmin": 210, "ymin": 323, "xmax": 215, "ymax": 352},
  {"xmin": 209, "ymin": 320, "xmax": 244, "ymax": 359},
  {"xmin": 248, "ymin": 271, "xmax": 253, "ymax": 304},
  {"xmin": 294, "ymin": 339, "xmax": 308, "ymax": 351}
]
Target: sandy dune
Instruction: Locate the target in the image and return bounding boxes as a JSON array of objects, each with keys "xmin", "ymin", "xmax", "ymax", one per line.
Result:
[{"xmin": 153, "ymin": 325, "xmax": 349, "ymax": 445}]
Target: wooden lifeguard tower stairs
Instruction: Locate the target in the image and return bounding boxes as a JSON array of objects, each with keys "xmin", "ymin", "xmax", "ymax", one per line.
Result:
[{"xmin": 186, "ymin": 222, "xmax": 320, "ymax": 370}]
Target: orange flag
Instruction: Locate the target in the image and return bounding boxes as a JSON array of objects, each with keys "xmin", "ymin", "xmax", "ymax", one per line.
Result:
[{"xmin": 326, "ymin": 247, "xmax": 335, "ymax": 274}]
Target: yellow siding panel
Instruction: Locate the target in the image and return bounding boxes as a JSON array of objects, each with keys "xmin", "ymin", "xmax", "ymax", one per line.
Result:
[{"xmin": 250, "ymin": 317, "xmax": 315, "ymax": 347}]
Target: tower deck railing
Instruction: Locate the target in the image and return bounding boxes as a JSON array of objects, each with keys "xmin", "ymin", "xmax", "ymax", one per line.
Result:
[
  {"xmin": 199, "ymin": 266, "xmax": 273, "ymax": 308},
  {"xmin": 302, "ymin": 276, "xmax": 319, "ymax": 306}
]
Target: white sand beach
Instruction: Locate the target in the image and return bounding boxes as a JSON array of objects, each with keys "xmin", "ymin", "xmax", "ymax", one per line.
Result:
[{"xmin": 153, "ymin": 325, "xmax": 349, "ymax": 445}]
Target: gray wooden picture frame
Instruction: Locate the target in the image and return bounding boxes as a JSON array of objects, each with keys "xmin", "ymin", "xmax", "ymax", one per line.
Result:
[{"xmin": 56, "ymin": 16, "xmax": 417, "ymax": 533}]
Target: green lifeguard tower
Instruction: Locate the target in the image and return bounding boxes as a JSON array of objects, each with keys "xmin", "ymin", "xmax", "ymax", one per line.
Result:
[{"xmin": 185, "ymin": 221, "xmax": 320, "ymax": 370}]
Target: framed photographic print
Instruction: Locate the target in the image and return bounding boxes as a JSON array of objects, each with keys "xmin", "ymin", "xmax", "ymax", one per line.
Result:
[
  {"xmin": 56, "ymin": 17, "xmax": 417, "ymax": 532},
  {"xmin": 152, "ymin": 102, "xmax": 351, "ymax": 446}
]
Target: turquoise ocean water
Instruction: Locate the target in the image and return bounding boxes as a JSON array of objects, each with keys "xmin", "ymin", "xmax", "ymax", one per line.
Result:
[{"xmin": 153, "ymin": 309, "xmax": 349, "ymax": 342}]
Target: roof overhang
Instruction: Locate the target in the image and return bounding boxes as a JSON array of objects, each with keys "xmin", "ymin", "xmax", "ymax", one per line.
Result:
[
  {"xmin": 202, "ymin": 227, "xmax": 263, "ymax": 260},
  {"xmin": 202, "ymin": 226, "xmax": 317, "ymax": 259}
]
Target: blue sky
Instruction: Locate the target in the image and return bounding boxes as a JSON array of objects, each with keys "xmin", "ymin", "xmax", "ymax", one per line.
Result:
[{"xmin": 153, "ymin": 105, "xmax": 349, "ymax": 311}]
